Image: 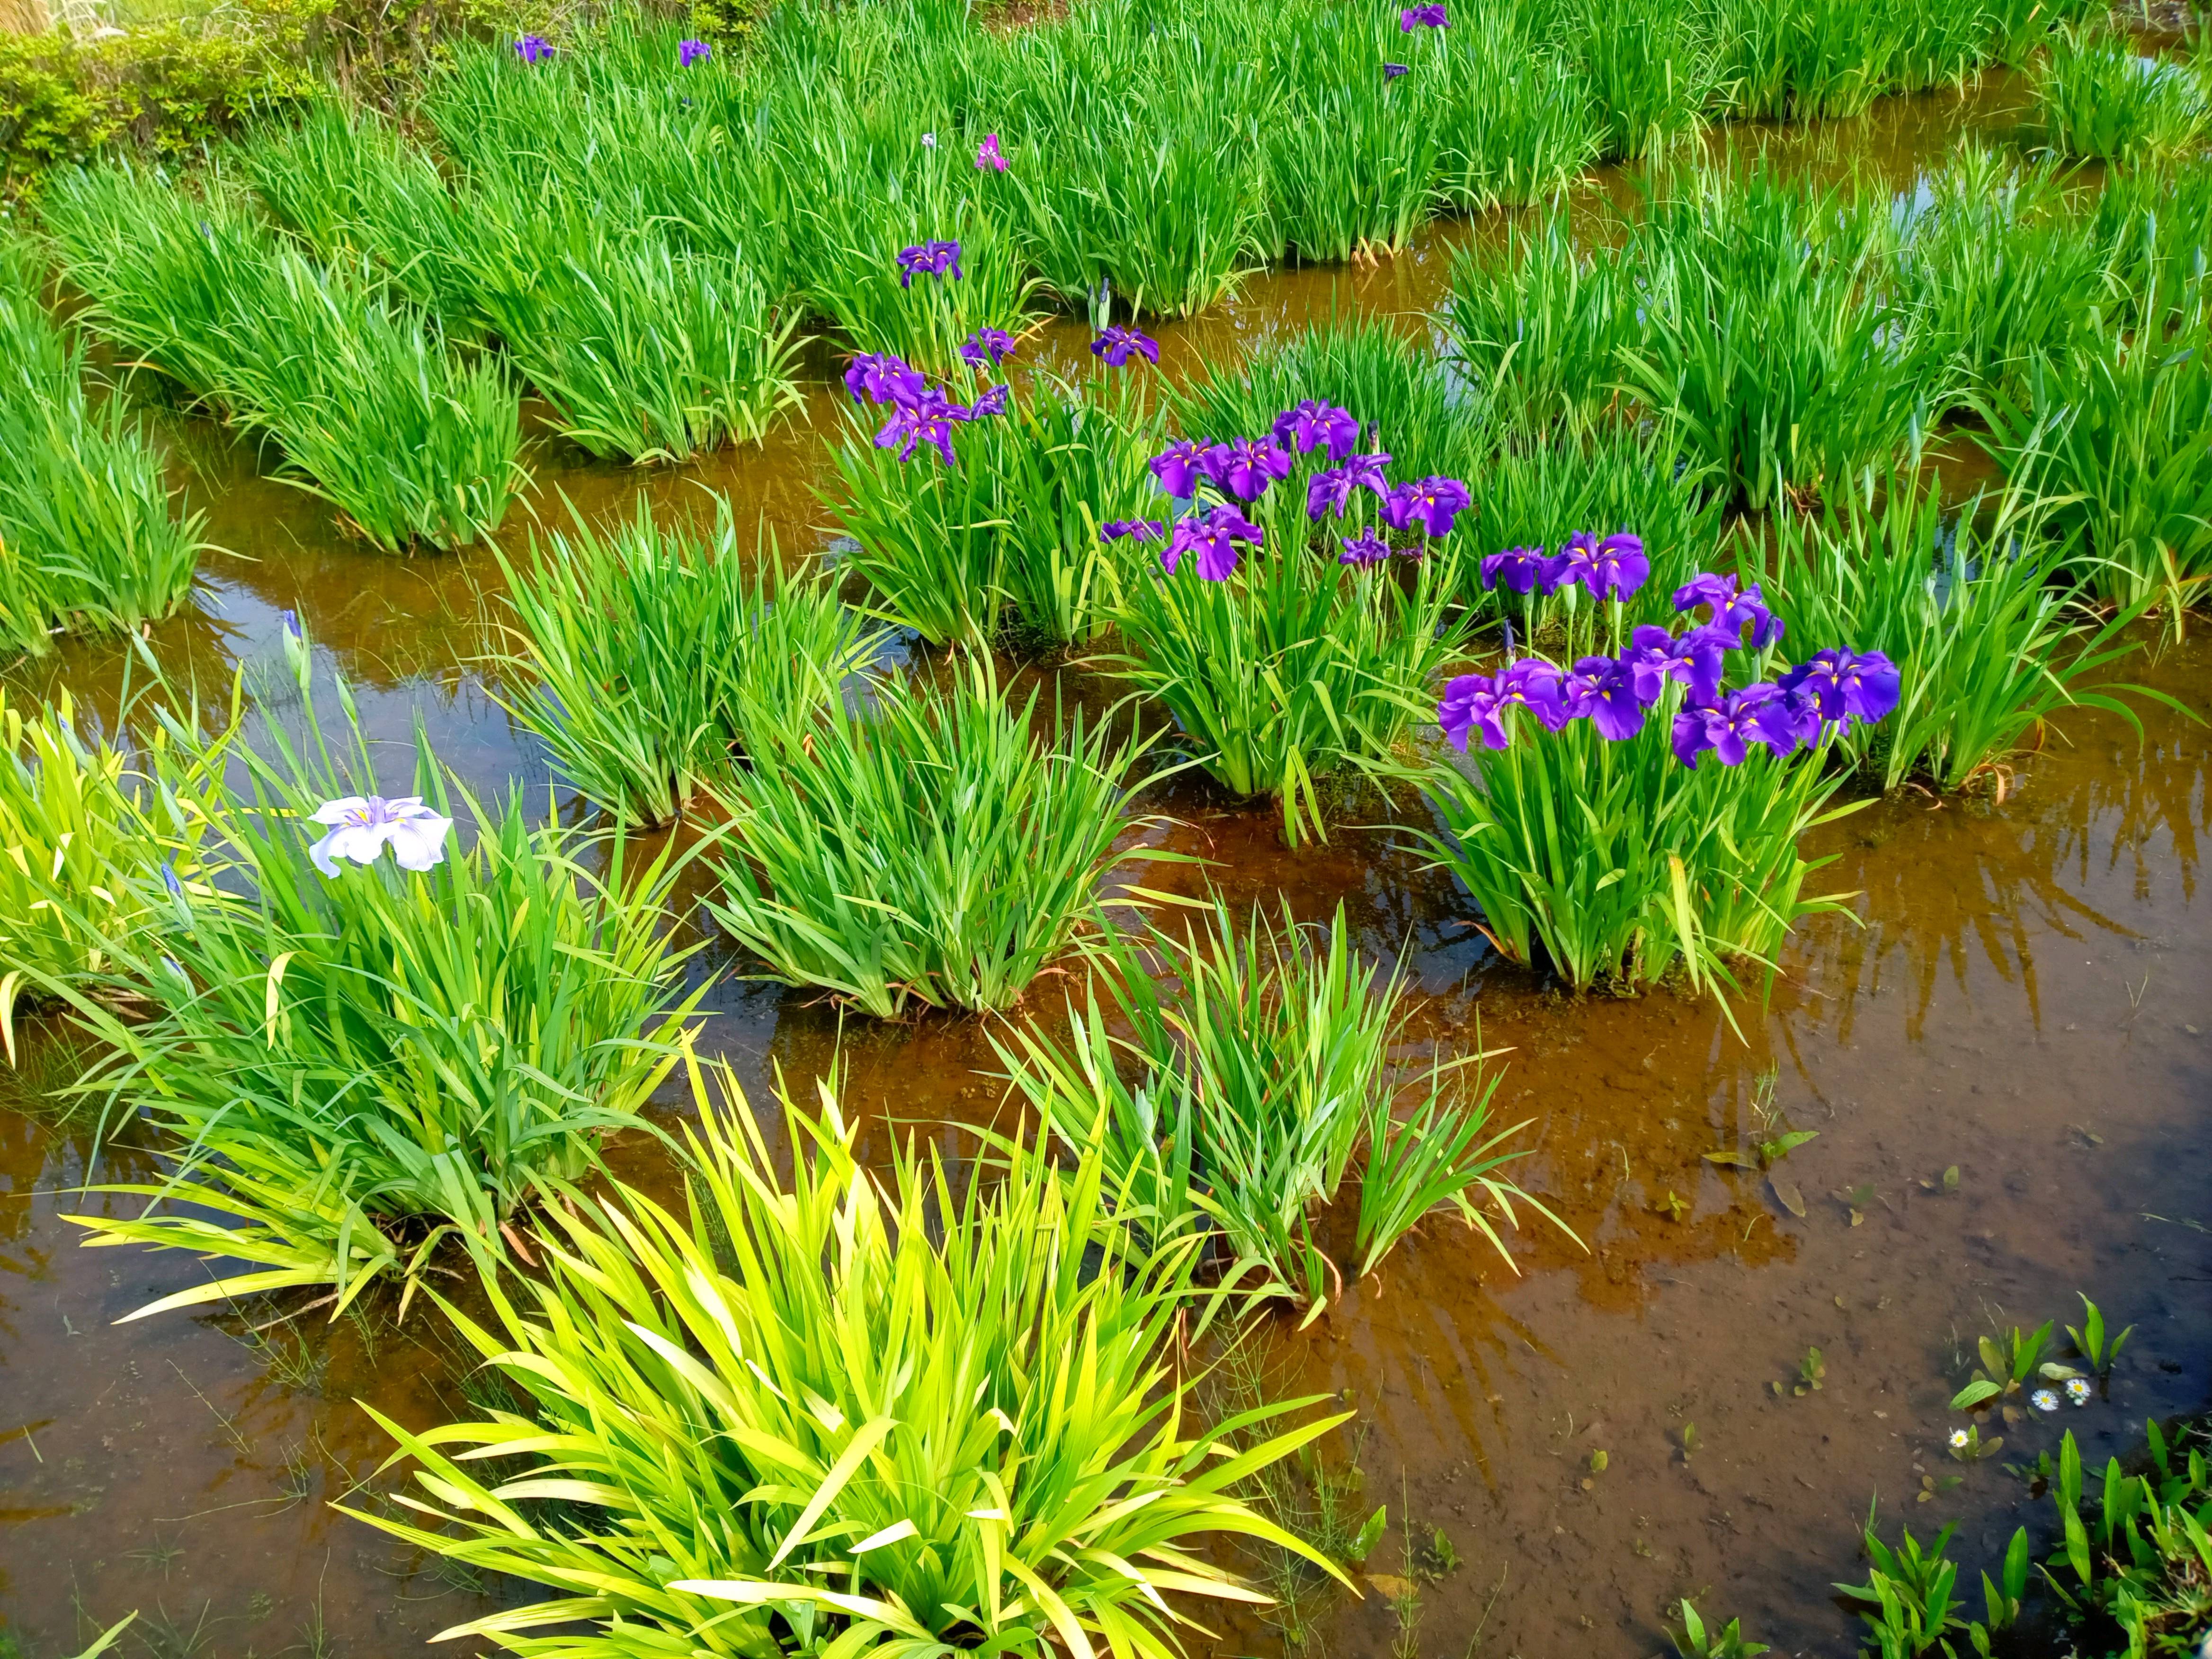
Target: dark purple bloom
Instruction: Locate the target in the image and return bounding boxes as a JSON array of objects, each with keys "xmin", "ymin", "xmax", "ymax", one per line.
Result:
[
  {"xmin": 1554, "ymin": 530, "xmax": 1649, "ymax": 602},
  {"xmin": 1198, "ymin": 437, "xmax": 1294, "ymax": 502},
  {"xmin": 678, "ymin": 38, "xmax": 710, "ymax": 66},
  {"xmin": 1383, "ymin": 61, "xmax": 1410, "ymax": 78},
  {"xmin": 845, "ymin": 352, "xmax": 926, "ymax": 407},
  {"xmin": 1619, "ymin": 624, "xmax": 1730, "ymax": 707},
  {"xmin": 1495, "ymin": 658, "xmax": 1570, "ymax": 730},
  {"xmin": 1672, "ymin": 570, "xmax": 1783, "ymax": 648},
  {"xmin": 1779, "ymin": 648, "xmax": 1900, "ymax": 728},
  {"xmin": 1439, "ymin": 673, "xmax": 1507, "ymax": 752},
  {"xmin": 970, "ymin": 384, "xmax": 1010, "ymax": 418},
  {"xmin": 1309, "ymin": 451, "xmax": 1393, "ymax": 520},
  {"xmin": 514, "ymin": 33, "xmax": 552, "ymax": 61},
  {"xmin": 1271, "ymin": 400, "xmax": 1359, "ymax": 461},
  {"xmin": 1671, "ymin": 686, "xmax": 1789, "ymax": 769},
  {"xmin": 1339, "ymin": 528, "xmax": 1392, "ymax": 566},
  {"xmin": 895, "ymin": 240, "xmax": 963, "ymax": 287},
  {"xmin": 976, "ymin": 133, "xmax": 1007, "ymax": 172},
  {"xmin": 1382, "ymin": 476, "xmax": 1471, "ymax": 537},
  {"xmin": 874, "ymin": 385, "xmax": 971, "ymax": 465},
  {"xmin": 160, "ymin": 858, "xmax": 184, "ymax": 901},
  {"xmin": 279, "ymin": 607, "xmax": 300, "ymax": 643},
  {"xmin": 1161, "ymin": 505, "xmax": 1263, "ymax": 582},
  {"xmin": 1479, "ymin": 545, "xmax": 1557, "ymax": 595},
  {"xmin": 960, "ymin": 327, "xmax": 1017, "ymax": 368},
  {"xmin": 1742, "ymin": 683, "xmax": 1823, "ymax": 756},
  {"xmin": 1563, "ymin": 655, "xmax": 1644, "ymax": 740},
  {"xmin": 1399, "ymin": 4, "xmax": 1447, "ymax": 26},
  {"xmin": 1149, "ymin": 438, "xmax": 1207, "ymax": 499},
  {"xmin": 1091, "ymin": 325, "xmax": 1160, "ymax": 367},
  {"xmin": 1102, "ymin": 518, "xmax": 1165, "ymax": 544}
]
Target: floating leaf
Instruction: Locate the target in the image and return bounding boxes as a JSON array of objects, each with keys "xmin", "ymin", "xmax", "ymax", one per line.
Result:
[
  {"xmin": 1770, "ymin": 1177, "xmax": 1806, "ymax": 1217},
  {"xmin": 1702, "ymin": 1149, "xmax": 1755, "ymax": 1168},
  {"xmin": 1365, "ymin": 1574, "xmax": 1414, "ymax": 1600},
  {"xmin": 1588, "ymin": 1450, "xmax": 1608, "ymax": 1475},
  {"xmin": 2037, "ymin": 1362, "xmax": 2086, "ymax": 1382},
  {"xmin": 1950, "ymin": 1379, "xmax": 2003, "ymax": 1411},
  {"xmin": 1654, "ymin": 1189, "xmax": 1690, "ymax": 1222},
  {"xmin": 1762, "ymin": 1130, "xmax": 1819, "ymax": 1163},
  {"xmin": 1942, "ymin": 1165, "xmax": 1960, "ymax": 1192}
]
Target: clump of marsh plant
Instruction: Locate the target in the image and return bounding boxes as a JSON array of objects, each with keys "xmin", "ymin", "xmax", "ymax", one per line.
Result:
[
  {"xmin": 704, "ymin": 658, "xmax": 1177, "ymax": 1017},
  {"xmin": 0, "ymin": 239, "xmax": 205, "ymax": 656},
  {"xmin": 2034, "ymin": 24, "xmax": 2210, "ymax": 165},
  {"xmin": 1413, "ymin": 530, "xmax": 1889, "ymax": 1002},
  {"xmin": 39, "ymin": 162, "xmax": 525, "ymax": 553},
  {"xmin": 491, "ymin": 503, "xmax": 876, "ymax": 825},
  {"xmin": 347, "ymin": 1066, "xmax": 1352, "ymax": 1659},
  {"xmin": 1000, "ymin": 900, "xmax": 1561, "ymax": 1320},
  {"xmin": 1751, "ymin": 467, "xmax": 2190, "ymax": 791},
  {"xmin": 31, "ymin": 663, "xmax": 705, "ymax": 1318}
]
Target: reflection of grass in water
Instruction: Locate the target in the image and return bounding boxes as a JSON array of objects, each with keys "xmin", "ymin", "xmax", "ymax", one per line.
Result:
[
  {"xmin": 130, "ymin": 1601, "xmax": 219, "ymax": 1659},
  {"xmin": 1204, "ymin": 1340, "xmax": 1374, "ymax": 1654},
  {"xmin": 0, "ymin": 1028, "xmax": 103, "ymax": 1129}
]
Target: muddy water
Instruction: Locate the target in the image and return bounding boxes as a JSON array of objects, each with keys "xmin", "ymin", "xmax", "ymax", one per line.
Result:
[{"xmin": 6, "ymin": 70, "xmax": 2210, "ymax": 1659}]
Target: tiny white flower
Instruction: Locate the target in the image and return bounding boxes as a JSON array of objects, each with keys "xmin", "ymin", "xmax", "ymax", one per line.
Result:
[
  {"xmin": 2031, "ymin": 1388, "xmax": 2060, "ymax": 1414},
  {"xmin": 921, "ymin": 131, "xmax": 937, "ymax": 147},
  {"xmin": 2064, "ymin": 1377, "xmax": 2091, "ymax": 1405},
  {"xmin": 308, "ymin": 795, "xmax": 452, "ymax": 877},
  {"xmin": 1948, "ymin": 1428, "xmax": 1971, "ymax": 1449}
]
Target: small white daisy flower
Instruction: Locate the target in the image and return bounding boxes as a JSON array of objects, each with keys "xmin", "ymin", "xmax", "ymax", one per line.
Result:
[
  {"xmin": 2065, "ymin": 1377, "xmax": 2091, "ymax": 1405},
  {"xmin": 2031, "ymin": 1388, "xmax": 2060, "ymax": 1413},
  {"xmin": 1949, "ymin": 1428, "xmax": 1971, "ymax": 1449}
]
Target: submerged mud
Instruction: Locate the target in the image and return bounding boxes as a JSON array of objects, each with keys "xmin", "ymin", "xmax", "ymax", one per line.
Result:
[{"xmin": 5, "ymin": 69, "xmax": 2209, "ymax": 1659}]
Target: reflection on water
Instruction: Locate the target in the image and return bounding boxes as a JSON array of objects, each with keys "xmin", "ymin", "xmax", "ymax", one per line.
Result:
[{"xmin": 6, "ymin": 69, "xmax": 2211, "ymax": 1659}]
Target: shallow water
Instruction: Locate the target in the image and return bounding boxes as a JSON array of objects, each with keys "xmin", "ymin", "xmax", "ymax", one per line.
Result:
[{"xmin": 5, "ymin": 69, "xmax": 2210, "ymax": 1659}]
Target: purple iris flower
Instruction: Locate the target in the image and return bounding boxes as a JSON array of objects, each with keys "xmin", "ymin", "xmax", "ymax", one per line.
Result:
[
  {"xmin": 1382, "ymin": 476, "xmax": 1471, "ymax": 537},
  {"xmin": 1162, "ymin": 505, "xmax": 1263, "ymax": 582},
  {"xmin": 1149, "ymin": 438, "xmax": 1207, "ymax": 499},
  {"xmin": 1199, "ymin": 437, "xmax": 1294, "ymax": 502},
  {"xmin": 1309, "ymin": 451, "xmax": 1393, "ymax": 520},
  {"xmin": 1479, "ymin": 545, "xmax": 1557, "ymax": 595},
  {"xmin": 1101, "ymin": 518, "xmax": 1165, "ymax": 544},
  {"xmin": 678, "ymin": 38, "xmax": 710, "ymax": 66},
  {"xmin": 976, "ymin": 134, "xmax": 1007, "ymax": 172},
  {"xmin": 514, "ymin": 33, "xmax": 552, "ymax": 62},
  {"xmin": 970, "ymin": 384, "xmax": 1010, "ymax": 418},
  {"xmin": 1671, "ymin": 686, "xmax": 1792, "ymax": 769},
  {"xmin": 894, "ymin": 241, "xmax": 963, "ymax": 288},
  {"xmin": 845, "ymin": 352, "xmax": 925, "ymax": 407},
  {"xmin": 874, "ymin": 386, "xmax": 971, "ymax": 465},
  {"xmin": 960, "ymin": 327, "xmax": 1017, "ymax": 368},
  {"xmin": 1672, "ymin": 571, "xmax": 1784, "ymax": 649},
  {"xmin": 1383, "ymin": 61, "xmax": 1410, "ymax": 78},
  {"xmin": 1742, "ymin": 683, "xmax": 1824, "ymax": 756},
  {"xmin": 1495, "ymin": 658, "xmax": 1571, "ymax": 730},
  {"xmin": 1271, "ymin": 400, "xmax": 1359, "ymax": 461},
  {"xmin": 279, "ymin": 607, "xmax": 301, "ymax": 643},
  {"xmin": 1618, "ymin": 625, "xmax": 1730, "ymax": 707},
  {"xmin": 1091, "ymin": 325, "xmax": 1160, "ymax": 366},
  {"xmin": 1554, "ymin": 530, "xmax": 1649, "ymax": 601},
  {"xmin": 1563, "ymin": 655, "xmax": 1644, "ymax": 741},
  {"xmin": 1439, "ymin": 673, "xmax": 1508, "ymax": 752},
  {"xmin": 1779, "ymin": 648, "xmax": 1900, "ymax": 728},
  {"xmin": 1399, "ymin": 4, "xmax": 1447, "ymax": 26},
  {"xmin": 1339, "ymin": 529, "xmax": 1392, "ymax": 566}
]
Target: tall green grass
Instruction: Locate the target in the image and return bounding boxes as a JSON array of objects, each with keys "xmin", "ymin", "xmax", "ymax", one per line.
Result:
[
  {"xmin": 463, "ymin": 201, "xmax": 803, "ymax": 464},
  {"xmin": 1443, "ymin": 204, "xmax": 1638, "ymax": 432},
  {"xmin": 1752, "ymin": 470, "xmax": 2184, "ymax": 791},
  {"xmin": 348, "ymin": 1070, "xmax": 1348, "ymax": 1659},
  {"xmin": 1561, "ymin": 0, "xmax": 1722, "ymax": 161},
  {"xmin": 33, "ymin": 673, "xmax": 702, "ymax": 1317},
  {"xmin": 40, "ymin": 162, "xmax": 524, "ymax": 552},
  {"xmin": 2035, "ymin": 24, "xmax": 2209, "ymax": 164},
  {"xmin": 1002, "ymin": 902, "xmax": 1554, "ymax": 1316},
  {"xmin": 491, "ymin": 505, "xmax": 877, "ymax": 825},
  {"xmin": 1433, "ymin": 13, "xmax": 1602, "ymax": 212},
  {"xmin": 1113, "ymin": 518, "xmax": 1464, "ymax": 846},
  {"xmin": 1262, "ymin": 9, "xmax": 1442, "ymax": 262},
  {"xmin": 829, "ymin": 368, "xmax": 1164, "ymax": 651},
  {"xmin": 705, "ymin": 660, "xmax": 1175, "ymax": 1017},
  {"xmin": 1979, "ymin": 307, "xmax": 2212, "ymax": 633},
  {"xmin": 0, "ymin": 688, "xmax": 227, "ymax": 1001},
  {"xmin": 1893, "ymin": 144, "xmax": 2113, "ymax": 408},
  {"xmin": 0, "ymin": 239, "xmax": 204, "ymax": 654},
  {"xmin": 1615, "ymin": 164, "xmax": 1934, "ymax": 510}
]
